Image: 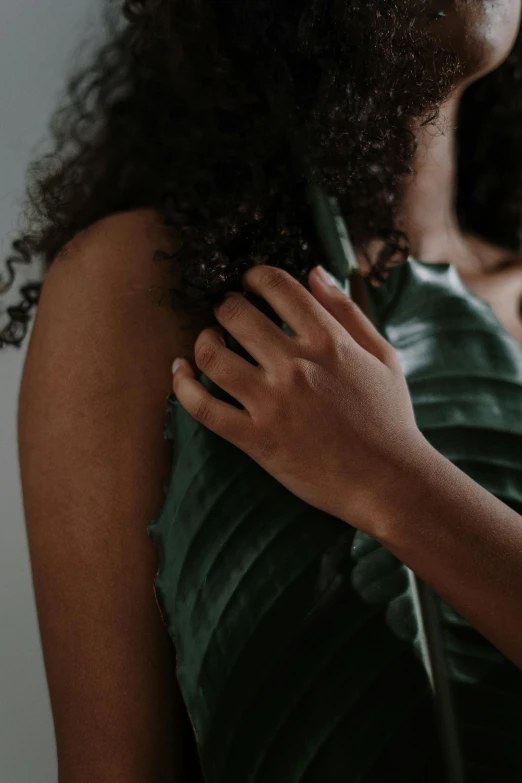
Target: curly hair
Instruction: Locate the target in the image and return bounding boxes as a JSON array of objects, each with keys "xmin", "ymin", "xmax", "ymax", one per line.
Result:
[{"xmin": 2, "ymin": 0, "xmax": 522, "ymax": 349}]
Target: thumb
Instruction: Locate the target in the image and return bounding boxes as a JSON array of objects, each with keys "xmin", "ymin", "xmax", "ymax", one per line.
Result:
[{"xmin": 308, "ymin": 265, "xmax": 393, "ymax": 363}]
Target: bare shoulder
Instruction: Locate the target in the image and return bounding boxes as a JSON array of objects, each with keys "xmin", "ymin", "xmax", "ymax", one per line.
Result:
[
  {"xmin": 42, "ymin": 206, "xmax": 212, "ymax": 359},
  {"xmin": 18, "ymin": 205, "xmax": 216, "ymax": 465},
  {"xmin": 20, "ymin": 208, "xmax": 213, "ymax": 414},
  {"xmin": 56, "ymin": 207, "xmax": 179, "ymax": 286}
]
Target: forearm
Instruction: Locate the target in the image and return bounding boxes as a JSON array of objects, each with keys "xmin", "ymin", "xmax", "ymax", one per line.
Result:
[{"xmin": 362, "ymin": 437, "xmax": 522, "ymax": 670}]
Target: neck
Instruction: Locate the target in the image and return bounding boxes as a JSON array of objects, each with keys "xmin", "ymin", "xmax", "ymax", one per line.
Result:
[{"xmin": 396, "ymin": 89, "xmax": 471, "ymax": 265}]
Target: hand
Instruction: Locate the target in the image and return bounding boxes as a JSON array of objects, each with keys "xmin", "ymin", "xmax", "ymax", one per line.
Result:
[{"xmin": 171, "ymin": 264, "xmax": 429, "ymax": 536}]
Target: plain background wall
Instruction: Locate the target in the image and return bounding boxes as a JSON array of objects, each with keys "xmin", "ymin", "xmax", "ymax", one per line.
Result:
[{"xmin": 0, "ymin": 2, "xmax": 115, "ymax": 779}]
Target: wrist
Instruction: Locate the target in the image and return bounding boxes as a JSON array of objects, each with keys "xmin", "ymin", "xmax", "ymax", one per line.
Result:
[{"xmin": 345, "ymin": 431, "xmax": 446, "ymax": 546}]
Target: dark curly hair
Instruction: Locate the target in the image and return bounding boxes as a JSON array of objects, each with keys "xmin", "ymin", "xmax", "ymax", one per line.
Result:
[{"xmin": 2, "ymin": 0, "xmax": 522, "ymax": 349}]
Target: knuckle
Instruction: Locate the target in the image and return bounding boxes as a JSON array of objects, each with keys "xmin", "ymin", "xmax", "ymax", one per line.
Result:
[
  {"xmin": 285, "ymin": 357, "xmax": 315, "ymax": 389},
  {"xmin": 195, "ymin": 337, "xmax": 220, "ymax": 373},
  {"xmin": 192, "ymin": 397, "xmax": 215, "ymax": 427},
  {"xmin": 258, "ymin": 266, "xmax": 288, "ymax": 292},
  {"xmin": 311, "ymin": 328, "xmax": 339, "ymax": 357},
  {"xmin": 301, "ymin": 319, "xmax": 344, "ymax": 361},
  {"xmin": 315, "ymin": 337, "xmax": 344, "ymax": 367},
  {"xmin": 217, "ymin": 293, "xmax": 244, "ymax": 321},
  {"xmin": 381, "ymin": 341, "xmax": 399, "ymax": 366},
  {"xmin": 339, "ymin": 297, "xmax": 360, "ymax": 319}
]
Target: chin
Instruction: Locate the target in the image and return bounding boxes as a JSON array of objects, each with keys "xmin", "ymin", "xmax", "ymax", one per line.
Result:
[{"xmin": 426, "ymin": 0, "xmax": 522, "ymax": 83}]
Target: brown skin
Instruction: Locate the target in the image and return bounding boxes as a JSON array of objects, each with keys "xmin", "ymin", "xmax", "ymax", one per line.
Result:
[
  {"xmin": 169, "ymin": 0, "xmax": 522, "ymax": 669},
  {"xmin": 17, "ymin": 3, "xmax": 522, "ymax": 782},
  {"xmin": 400, "ymin": 0, "xmax": 522, "ymax": 344},
  {"xmin": 18, "ymin": 209, "xmax": 211, "ymax": 782},
  {"xmin": 173, "ymin": 264, "xmax": 522, "ymax": 670},
  {"xmin": 424, "ymin": 0, "xmax": 521, "ymax": 81}
]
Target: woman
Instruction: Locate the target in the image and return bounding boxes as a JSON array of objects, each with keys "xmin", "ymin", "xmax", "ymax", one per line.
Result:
[{"xmin": 7, "ymin": 0, "xmax": 522, "ymax": 780}]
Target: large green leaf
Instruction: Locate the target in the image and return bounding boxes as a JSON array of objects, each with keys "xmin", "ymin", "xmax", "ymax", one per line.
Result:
[{"xmin": 148, "ymin": 186, "xmax": 522, "ymax": 782}]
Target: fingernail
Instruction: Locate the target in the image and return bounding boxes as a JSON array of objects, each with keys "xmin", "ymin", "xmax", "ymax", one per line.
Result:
[
  {"xmin": 172, "ymin": 357, "xmax": 184, "ymax": 375},
  {"xmin": 316, "ymin": 265, "xmax": 337, "ymax": 287}
]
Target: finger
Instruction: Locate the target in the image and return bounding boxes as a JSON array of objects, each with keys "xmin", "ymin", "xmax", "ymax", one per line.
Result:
[
  {"xmin": 309, "ymin": 265, "xmax": 395, "ymax": 364},
  {"xmin": 241, "ymin": 264, "xmax": 329, "ymax": 339},
  {"xmin": 194, "ymin": 325, "xmax": 265, "ymax": 409},
  {"xmin": 213, "ymin": 291, "xmax": 294, "ymax": 371},
  {"xmin": 172, "ymin": 357, "xmax": 253, "ymax": 445}
]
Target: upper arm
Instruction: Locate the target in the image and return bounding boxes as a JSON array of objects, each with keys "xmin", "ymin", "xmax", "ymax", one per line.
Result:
[{"xmin": 17, "ymin": 210, "xmax": 209, "ymax": 783}]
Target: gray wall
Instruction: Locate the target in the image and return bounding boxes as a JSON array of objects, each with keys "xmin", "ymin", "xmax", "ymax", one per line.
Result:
[{"xmin": 0, "ymin": 2, "xmax": 110, "ymax": 779}]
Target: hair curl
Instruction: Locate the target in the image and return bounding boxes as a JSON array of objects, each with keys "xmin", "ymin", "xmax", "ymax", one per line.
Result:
[{"xmin": 2, "ymin": 0, "xmax": 522, "ymax": 348}]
